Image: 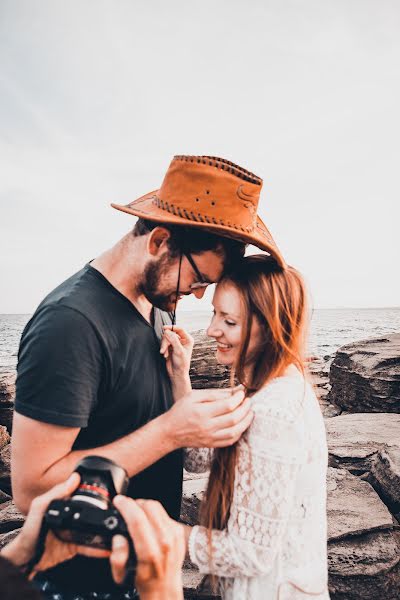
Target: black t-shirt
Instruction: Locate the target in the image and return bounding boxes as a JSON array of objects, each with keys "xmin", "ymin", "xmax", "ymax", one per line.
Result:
[{"xmin": 15, "ymin": 264, "xmax": 183, "ymax": 592}]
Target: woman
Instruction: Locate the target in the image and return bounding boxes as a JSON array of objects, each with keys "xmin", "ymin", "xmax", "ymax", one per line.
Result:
[{"xmin": 161, "ymin": 254, "xmax": 330, "ymax": 600}]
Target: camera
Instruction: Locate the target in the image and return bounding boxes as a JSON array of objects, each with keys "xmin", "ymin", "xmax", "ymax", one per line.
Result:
[{"xmin": 43, "ymin": 456, "xmax": 136, "ymax": 564}]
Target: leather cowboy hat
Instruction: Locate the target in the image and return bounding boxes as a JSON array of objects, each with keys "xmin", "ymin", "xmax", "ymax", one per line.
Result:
[{"xmin": 111, "ymin": 155, "xmax": 286, "ymax": 268}]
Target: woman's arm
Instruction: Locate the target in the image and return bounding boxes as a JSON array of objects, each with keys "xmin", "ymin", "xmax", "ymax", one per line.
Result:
[
  {"xmin": 160, "ymin": 326, "xmax": 193, "ymax": 401},
  {"xmin": 188, "ymin": 381, "xmax": 306, "ymax": 578}
]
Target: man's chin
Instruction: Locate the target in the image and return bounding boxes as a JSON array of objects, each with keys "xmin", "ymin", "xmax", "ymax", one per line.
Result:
[{"xmin": 146, "ymin": 295, "xmax": 177, "ymax": 313}]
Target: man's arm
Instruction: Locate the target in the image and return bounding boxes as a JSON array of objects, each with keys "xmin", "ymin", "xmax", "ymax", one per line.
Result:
[{"xmin": 12, "ymin": 387, "xmax": 252, "ymax": 514}]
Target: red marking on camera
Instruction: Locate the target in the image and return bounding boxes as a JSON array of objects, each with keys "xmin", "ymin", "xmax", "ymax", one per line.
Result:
[{"xmin": 79, "ymin": 484, "xmax": 110, "ymax": 498}]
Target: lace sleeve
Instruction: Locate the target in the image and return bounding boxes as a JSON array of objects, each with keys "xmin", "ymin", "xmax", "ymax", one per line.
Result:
[
  {"xmin": 184, "ymin": 448, "xmax": 213, "ymax": 473},
  {"xmin": 188, "ymin": 379, "xmax": 306, "ymax": 578}
]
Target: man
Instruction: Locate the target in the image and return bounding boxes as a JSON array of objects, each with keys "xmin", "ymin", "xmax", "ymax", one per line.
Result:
[{"xmin": 12, "ymin": 155, "xmax": 285, "ymax": 598}]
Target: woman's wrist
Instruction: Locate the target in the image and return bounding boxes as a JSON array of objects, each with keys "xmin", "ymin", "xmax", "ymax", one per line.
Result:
[{"xmin": 171, "ymin": 374, "xmax": 192, "ymax": 401}]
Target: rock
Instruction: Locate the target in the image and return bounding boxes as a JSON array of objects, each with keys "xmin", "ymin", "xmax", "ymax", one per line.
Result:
[
  {"xmin": 0, "ymin": 444, "xmax": 11, "ymax": 495},
  {"xmin": 181, "ymin": 468, "xmax": 400, "ymax": 599},
  {"xmin": 369, "ymin": 448, "xmax": 400, "ymax": 522},
  {"xmin": 327, "ymin": 468, "xmax": 394, "ymax": 540},
  {"xmin": 0, "ymin": 372, "xmax": 16, "ymax": 404},
  {"xmin": 0, "ymin": 425, "xmax": 10, "ymax": 450},
  {"xmin": 308, "ymin": 356, "xmax": 334, "ymax": 378},
  {"xmin": 310, "ymin": 374, "xmax": 330, "ymax": 388},
  {"xmin": 0, "ymin": 527, "xmax": 21, "ymax": 550},
  {"xmin": 0, "ymin": 405, "xmax": 14, "ymax": 433},
  {"xmin": 189, "ymin": 332, "xmax": 230, "ymax": 389},
  {"xmin": 325, "ymin": 413, "xmax": 400, "ymax": 474},
  {"xmin": 0, "ymin": 372, "xmax": 15, "ymax": 434},
  {"xmin": 327, "ymin": 468, "xmax": 400, "ymax": 599},
  {"xmin": 328, "ymin": 335, "xmax": 400, "ymax": 413},
  {"xmin": 328, "ymin": 530, "xmax": 400, "ymax": 600},
  {"xmin": 0, "ymin": 489, "xmax": 11, "ymax": 504},
  {"xmin": 0, "ymin": 501, "xmax": 25, "ymax": 533},
  {"xmin": 183, "ymin": 569, "xmax": 218, "ymax": 599},
  {"xmin": 181, "ymin": 477, "xmax": 208, "ymax": 526}
]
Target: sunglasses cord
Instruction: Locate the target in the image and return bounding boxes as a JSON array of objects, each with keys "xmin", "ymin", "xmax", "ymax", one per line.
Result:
[{"xmin": 171, "ymin": 251, "xmax": 183, "ymax": 331}]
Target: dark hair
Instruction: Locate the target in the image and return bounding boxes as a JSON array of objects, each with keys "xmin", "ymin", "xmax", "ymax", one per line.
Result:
[
  {"xmin": 0, "ymin": 556, "xmax": 42, "ymax": 600},
  {"xmin": 133, "ymin": 218, "xmax": 246, "ymax": 269}
]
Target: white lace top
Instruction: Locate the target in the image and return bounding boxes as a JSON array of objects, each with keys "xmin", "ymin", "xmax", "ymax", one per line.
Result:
[{"xmin": 186, "ymin": 366, "xmax": 330, "ymax": 600}]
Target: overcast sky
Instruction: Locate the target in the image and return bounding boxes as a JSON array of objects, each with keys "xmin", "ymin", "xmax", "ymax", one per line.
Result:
[{"xmin": 0, "ymin": 0, "xmax": 399, "ymax": 313}]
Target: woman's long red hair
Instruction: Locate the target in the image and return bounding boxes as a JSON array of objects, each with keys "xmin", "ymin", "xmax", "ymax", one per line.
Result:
[{"xmin": 201, "ymin": 255, "xmax": 309, "ymax": 539}]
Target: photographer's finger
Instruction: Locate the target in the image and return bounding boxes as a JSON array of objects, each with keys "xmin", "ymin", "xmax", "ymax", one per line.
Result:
[
  {"xmin": 137, "ymin": 500, "xmax": 172, "ymax": 553},
  {"xmin": 29, "ymin": 472, "xmax": 80, "ymax": 517},
  {"xmin": 113, "ymin": 496, "xmax": 163, "ymax": 577},
  {"xmin": 110, "ymin": 535, "xmax": 129, "ymax": 585}
]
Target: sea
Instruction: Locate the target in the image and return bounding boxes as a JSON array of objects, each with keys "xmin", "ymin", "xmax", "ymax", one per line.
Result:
[{"xmin": 1, "ymin": 308, "xmax": 400, "ymax": 374}]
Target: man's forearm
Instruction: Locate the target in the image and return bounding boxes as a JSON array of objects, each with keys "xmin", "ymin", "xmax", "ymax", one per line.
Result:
[{"xmin": 26, "ymin": 412, "xmax": 179, "ymax": 510}]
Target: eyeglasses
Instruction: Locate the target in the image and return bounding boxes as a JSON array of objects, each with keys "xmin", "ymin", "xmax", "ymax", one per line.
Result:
[{"xmin": 183, "ymin": 251, "xmax": 210, "ymax": 291}]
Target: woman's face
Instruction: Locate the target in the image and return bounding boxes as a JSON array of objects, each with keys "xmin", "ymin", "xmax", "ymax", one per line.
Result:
[{"xmin": 207, "ymin": 281, "xmax": 262, "ymax": 366}]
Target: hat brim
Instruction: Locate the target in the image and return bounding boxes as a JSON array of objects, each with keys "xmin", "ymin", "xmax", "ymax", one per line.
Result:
[{"xmin": 111, "ymin": 190, "xmax": 286, "ymax": 269}]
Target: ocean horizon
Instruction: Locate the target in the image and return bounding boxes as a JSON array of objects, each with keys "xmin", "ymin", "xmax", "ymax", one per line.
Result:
[{"xmin": 1, "ymin": 307, "xmax": 400, "ymax": 374}]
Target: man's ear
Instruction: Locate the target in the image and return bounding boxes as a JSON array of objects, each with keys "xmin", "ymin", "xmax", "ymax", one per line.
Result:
[{"xmin": 147, "ymin": 227, "xmax": 171, "ymax": 257}]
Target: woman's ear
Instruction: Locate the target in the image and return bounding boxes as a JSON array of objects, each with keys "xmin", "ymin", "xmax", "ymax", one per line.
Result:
[{"xmin": 147, "ymin": 227, "xmax": 171, "ymax": 257}]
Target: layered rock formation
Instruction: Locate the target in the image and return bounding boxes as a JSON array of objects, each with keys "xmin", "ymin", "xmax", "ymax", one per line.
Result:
[{"xmin": 328, "ymin": 334, "xmax": 400, "ymax": 413}]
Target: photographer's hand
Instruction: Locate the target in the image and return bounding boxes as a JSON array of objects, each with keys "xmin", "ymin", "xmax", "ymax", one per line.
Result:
[
  {"xmin": 1, "ymin": 473, "xmax": 109, "ymax": 575},
  {"xmin": 111, "ymin": 496, "xmax": 185, "ymax": 600}
]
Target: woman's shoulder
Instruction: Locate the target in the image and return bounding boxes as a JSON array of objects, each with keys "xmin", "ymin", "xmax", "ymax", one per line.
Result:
[{"xmin": 250, "ymin": 365, "xmax": 308, "ymax": 423}]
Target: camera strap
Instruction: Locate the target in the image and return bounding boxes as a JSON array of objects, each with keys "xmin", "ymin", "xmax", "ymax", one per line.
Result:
[{"xmin": 171, "ymin": 250, "xmax": 183, "ymax": 330}]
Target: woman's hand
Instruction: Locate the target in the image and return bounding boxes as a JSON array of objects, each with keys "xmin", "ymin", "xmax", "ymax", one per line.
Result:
[
  {"xmin": 160, "ymin": 326, "xmax": 194, "ymax": 381},
  {"xmin": 1, "ymin": 473, "xmax": 109, "ymax": 576},
  {"xmin": 111, "ymin": 496, "xmax": 185, "ymax": 600}
]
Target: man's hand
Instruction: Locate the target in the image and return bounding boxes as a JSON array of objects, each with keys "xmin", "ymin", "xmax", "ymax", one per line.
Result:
[
  {"xmin": 164, "ymin": 386, "xmax": 253, "ymax": 448},
  {"xmin": 1, "ymin": 473, "xmax": 109, "ymax": 575},
  {"xmin": 110, "ymin": 496, "xmax": 185, "ymax": 600}
]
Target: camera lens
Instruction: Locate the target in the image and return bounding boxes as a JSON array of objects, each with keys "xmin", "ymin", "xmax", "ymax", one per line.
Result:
[
  {"xmin": 71, "ymin": 456, "xmax": 129, "ymax": 510},
  {"xmin": 46, "ymin": 456, "xmax": 131, "ymax": 551}
]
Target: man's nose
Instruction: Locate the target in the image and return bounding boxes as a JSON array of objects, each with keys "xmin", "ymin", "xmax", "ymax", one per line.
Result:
[{"xmin": 192, "ymin": 287, "xmax": 207, "ymax": 299}]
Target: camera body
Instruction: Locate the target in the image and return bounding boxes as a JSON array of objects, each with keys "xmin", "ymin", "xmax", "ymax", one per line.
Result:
[
  {"xmin": 43, "ymin": 456, "xmax": 135, "ymax": 562},
  {"xmin": 44, "ymin": 497, "xmax": 130, "ymax": 549}
]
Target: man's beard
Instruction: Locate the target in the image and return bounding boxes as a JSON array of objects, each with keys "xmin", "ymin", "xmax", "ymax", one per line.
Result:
[{"xmin": 141, "ymin": 254, "xmax": 180, "ymax": 312}]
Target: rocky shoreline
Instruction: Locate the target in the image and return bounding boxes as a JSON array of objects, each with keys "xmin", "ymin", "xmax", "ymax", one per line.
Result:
[{"xmin": 0, "ymin": 333, "xmax": 399, "ymax": 599}]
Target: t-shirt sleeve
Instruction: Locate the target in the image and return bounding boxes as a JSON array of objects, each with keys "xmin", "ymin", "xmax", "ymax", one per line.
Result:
[{"xmin": 15, "ymin": 304, "xmax": 104, "ymax": 428}]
